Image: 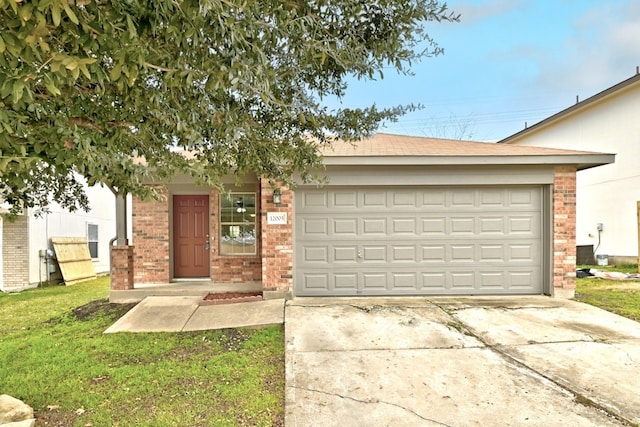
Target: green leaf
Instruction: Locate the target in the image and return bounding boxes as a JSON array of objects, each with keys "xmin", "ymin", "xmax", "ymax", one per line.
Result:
[
  {"xmin": 0, "ymin": 35, "xmax": 5, "ymax": 54},
  {"xmin": 126, "ymin": 14, "xmax": 137, "ymax": 38},
  {"xmin": 79, "ymin": 63, "xmax": 91, "ymax": 79},
  {"xmin": 18, "ymin": 3, "xmax": 33, "ymax": 22},
  {"xmin": 62, "ymin": 1, "xmax": 79, "ymax": 25},
  {"xmin": 51, "ymin": 1, "xmax": 61, "ymax": 26},
  {"xmin": 110, "ymin": 63, "xmax": 122, "ymax": 81},
  {"xmin": 64, "ymin": 58, "xmax": 78, "ymax": 70},
  {"xmin": 7, "ymin": 0, "xmax": 18, "ymax": 14},
  {"xmin": 11, "ymin": 80, "xmax": 25, "ymax": 104},
  {"xmin": 0, "ymin": 158, "xmax": 11, "ymax": 172},
  {"xmin": 44, "ymin": 76, "xmax": 61, "ymax": 96}
]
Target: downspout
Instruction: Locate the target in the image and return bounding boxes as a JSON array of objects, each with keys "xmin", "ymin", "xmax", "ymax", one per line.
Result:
[
  {"xmin": 114, "ymin": 192, "xmax": 129, "ymax": 246},
  {"xmin": 107, "ymin": 185, "xmax": 129, "ymax": 285},
  {"xmin": 106, "ymin": 185, "xmax": 129, "ymax": 247}
]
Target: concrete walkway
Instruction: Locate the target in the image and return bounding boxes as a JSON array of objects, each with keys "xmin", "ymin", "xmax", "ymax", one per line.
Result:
[
  {"xmin": 104, "ymin": 296, "xmax": 284, "ymax": 333},
  {"xmin": 285, "ymin": 296, "xmax": 640, "ymax": 426}
]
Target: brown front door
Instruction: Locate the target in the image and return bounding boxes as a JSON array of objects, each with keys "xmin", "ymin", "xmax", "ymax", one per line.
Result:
[{"xmin": 173, "ymin": 195, "xmax": 210, "ymax": 278}]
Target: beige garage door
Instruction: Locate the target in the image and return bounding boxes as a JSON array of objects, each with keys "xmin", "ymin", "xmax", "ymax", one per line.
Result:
[{"xmin": 295, "ymin": 186, "xmax": 543, "ymax": 296}]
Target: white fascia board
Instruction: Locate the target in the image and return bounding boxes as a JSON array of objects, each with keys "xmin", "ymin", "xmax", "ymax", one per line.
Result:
[{"xmin": 321, "ymin": 154, "xmax": 615, "ymax": 170}]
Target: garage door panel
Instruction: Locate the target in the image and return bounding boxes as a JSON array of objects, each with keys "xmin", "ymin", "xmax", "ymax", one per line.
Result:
[
  {"xmin": 509, "ymin": 271, "xmax": 536, "ymax": 288},
  {"xmin": 509, "ymin": 244, "xmax": 536, "ymax": 261},
  {"xmin": 423, "ymin": 218, "xmax": 446, "ymax": 234},
  {"xmin": 392, "ymin": 273, "xmax": 418, "ymax": 289},
  {"xmin": 333, "ymin": 218, "xmax": 357, "ymax": 235},
  {"xmin": 363, "ymin": 273, "xmax": 387, "ymax": 289},
  {"xmin": 479, "ymin": 217, "xmax": 505, "ymax": 233},
  {"xmin": 392, "ymin": 191, "xmax": 417, "ymax": 207},
  {"xmin": 423, "ymin": 272, "xmax": 446, "ymax": 289},
  {"xmin": 510, "ymin": 189, "xmax": 537, "ymax": 206},
  {"xmin": 363, "ymin": 218, "xmax": 386, "ymax": 234},
  {"xmin": 422, "ymin": 190, "xmax": 447, "ymax": 207},
  {"xmin": 303, "ymin": 217, "xmax": 327, "ymax": 234},
  {"xmin": 363, "ymin": 191, "xmax": 387, "ymax": 208},
  {"xmin": 480, "ymin": 190, "xmax": 505, "ymax": 206},
  {"xmin": 422, "ymin": 245, "xmax": 446, "ymax": 262},
  {"xmin": 480, "ymin": 244, "xmax": 505, "ymax": 261},
  {"xmin": 301, "ymin": 192, "xmax": 327, "ymax": 209},
  {"xmin": 335, "ymin": 274, "xmax": 358, "ymax": 290},
  {"xmin": 334, "ymin": 246, "xmax": 358, "ymax": 262},
  {"xmin": 451, "ymin": 217, "xmax": 475, "ymax": 234},
  {"xmin": 304, "ymin": 246, "xmax": 328, "ymax": 262},
  {"xmin": 333, "ymin": 191, "xmax": 358, "ymax": 208},
  {"xmin": 450, "ymin": 272, "xmax": 475, "ymax": 289},
  {"xmin": 451, "ymin": 190, "xmax": 476, "ymax": 207},
  {"xmin": 509, "ymin": 216, "xmax": 537, "ymax": 233},
  {"xmin": 392, "ymin": 245, "xmax": 417, "ymax": 262},
  {"xmin": 450, "ymin": 245, "xmax": 475, "ymax": 262},
  {"xmin": 296, "ymin": 186, "xmax": 544, "ymax": 296},
  {"xmin": 392, "ymin": 218, "xmax": 417, "ymax": 234},
  {"xmin": 304, "ymin": 274, "xmax": 330, "ymax": 290},
  {"xmin": 362, "ymin": 246, "xmax": 386, "ymax": 262},
  {"xmin": 479, "ymin": 271, "xmax": 507, "ymax": 288}
]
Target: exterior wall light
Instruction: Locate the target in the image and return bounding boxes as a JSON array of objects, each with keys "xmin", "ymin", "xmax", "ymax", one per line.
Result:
[{"xmin": 273, "ymin": 189, "xmax": 282, "ymax": 204}]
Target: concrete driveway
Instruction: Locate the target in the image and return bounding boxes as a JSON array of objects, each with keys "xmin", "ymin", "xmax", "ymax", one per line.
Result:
[{"xmin": 285, "ymin": 296, "xmax": 640, "ymax": 426}]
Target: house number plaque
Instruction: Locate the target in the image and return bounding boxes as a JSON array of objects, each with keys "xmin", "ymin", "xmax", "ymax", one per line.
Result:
[{"xmin": 267, "ymin": 212, "xmax": 288, "ymax": 225}]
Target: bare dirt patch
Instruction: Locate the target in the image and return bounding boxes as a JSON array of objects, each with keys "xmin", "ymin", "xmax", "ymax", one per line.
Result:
[{"xmin": 71, "ymin": 298, "xmax": 136, "ymax": 321}]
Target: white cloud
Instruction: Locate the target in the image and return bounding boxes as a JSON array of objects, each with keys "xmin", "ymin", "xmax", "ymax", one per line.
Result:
[
  {"xmin": 532, "ymin": 1, "xmax": 640, "ymax": 97},
  {"xmin": 453, "ymin": 0, "xmax": 526, "ymax": 25}
]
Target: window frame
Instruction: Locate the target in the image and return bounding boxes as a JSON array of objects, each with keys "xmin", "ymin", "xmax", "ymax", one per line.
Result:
[
  {"xmin": 219, "ymin": 192, "xmax": 257, "ymax": 256},
  {"xmin": 87, "ymin": 223, "xmax": 99, "ymax": 259}
]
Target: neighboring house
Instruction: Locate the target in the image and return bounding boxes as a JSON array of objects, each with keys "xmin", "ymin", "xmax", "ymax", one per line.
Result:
[
  {"xmin": 110, "ymin": 133, "xmax": 613, "ymax": 301},
  {"xmin": 0, "ymin": 182, "xmax": 116, "ymax": 292},
  {"xmin": 500, "ymin": 72, "xmax": 639, "ymax": 264}
]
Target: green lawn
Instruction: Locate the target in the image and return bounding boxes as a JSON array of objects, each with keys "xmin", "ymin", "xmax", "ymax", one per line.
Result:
[
  {"xmin": 0, "ymin": 277, "xmax": 284, "ymax": 426},
  {"xmin": 575, "ymin": 264, "xmax": 640, "ymax": 322}
]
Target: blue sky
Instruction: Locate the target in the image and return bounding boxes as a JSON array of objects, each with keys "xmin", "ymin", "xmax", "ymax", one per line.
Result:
[{"xmin": 333, "ymin": 0, "xmax": 640, "ymax": 141}]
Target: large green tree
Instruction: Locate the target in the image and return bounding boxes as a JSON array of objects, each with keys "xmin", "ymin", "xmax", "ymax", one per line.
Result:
[{"xmin": 0, "ymin": 0, "xmax": 458, "ymax": 214}]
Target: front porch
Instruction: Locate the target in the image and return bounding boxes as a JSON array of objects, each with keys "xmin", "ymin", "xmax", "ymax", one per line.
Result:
[
  {"xmin": 109, "ymin": 281, "xmax": 263, "ymax": 304},
  {"xmin": 109, "ymin": 179, "xmax": 294, "ymax": 303}
]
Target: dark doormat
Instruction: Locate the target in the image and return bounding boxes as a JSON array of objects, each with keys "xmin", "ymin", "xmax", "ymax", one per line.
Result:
[{"xmin": 199, "ymin": 292, "xmax": 263, "ymax": 306}]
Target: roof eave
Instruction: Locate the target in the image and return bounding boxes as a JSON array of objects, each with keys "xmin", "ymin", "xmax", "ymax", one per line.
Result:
[
  {"xmin": 499, "ymin": 73, "xmax": 640, "ymax": 144},
  {"xmin": 321, "ymin": 154, "xmax": 615, "ymax": 170}
]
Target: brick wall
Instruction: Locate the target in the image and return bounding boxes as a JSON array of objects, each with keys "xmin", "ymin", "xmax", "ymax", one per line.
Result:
[
  {"xmin": 260, "ymin": 180, "xmax": 293, "ymax": 294},
  {"xmin": 111, "ymin": 245, "xmax": 134, "ymax": 290},
  {"xmin": 210, "ymin": 187, "xmax": 262, "ymax": 283},
  {"xmin": 2, "ymin": 215, "xmax": 29, "ymax": 290},
  {"xmin": 132, "ymin": 188, "xmax": 170, "ymax": 284},
  {"xmin": 553, "ymin": 166, "xmax": 577, "ymax": 297},
  {"xmin": 127, "ymin": 186, "xmax": 263, "ymax": 287}
]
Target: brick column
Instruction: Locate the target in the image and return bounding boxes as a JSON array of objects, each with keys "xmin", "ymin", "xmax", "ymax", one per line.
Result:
[
  {"xmin": 553, "ymin": 166, "xmax": 577, "ymax": 298},
  {"xmin": 110, "ymin": 245, "xmax": 134, "ymax": 290},
  {"xmin": 132, "ymin": 188, "xmax": 170, "ymax": 284},
  {"xmin": 260, "ymin": 179, "xmax": 293, "ymax": 299}
]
